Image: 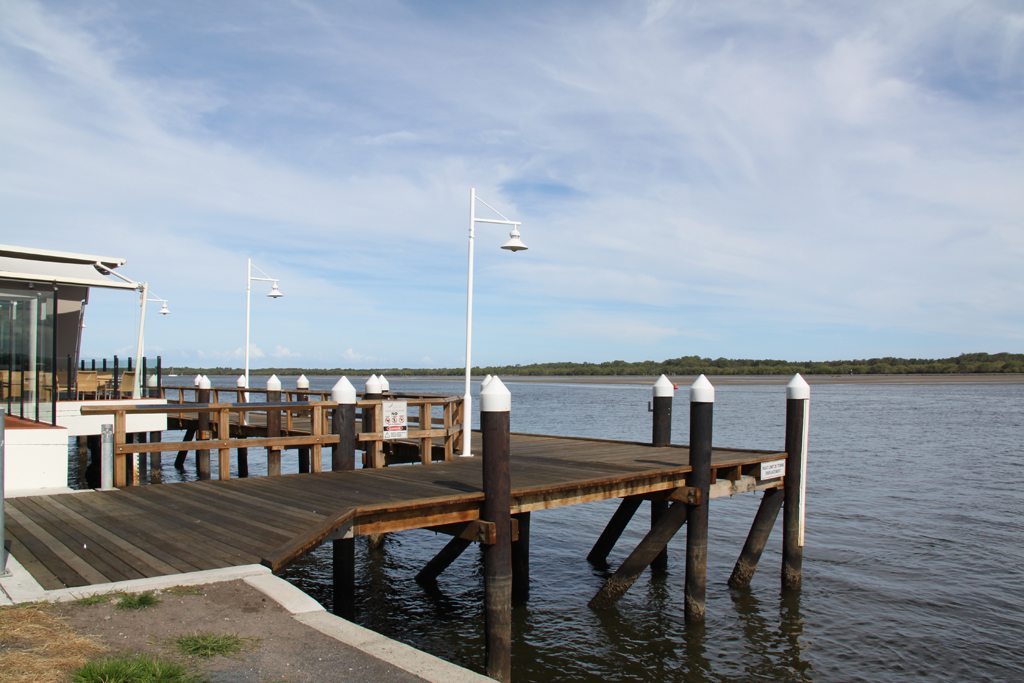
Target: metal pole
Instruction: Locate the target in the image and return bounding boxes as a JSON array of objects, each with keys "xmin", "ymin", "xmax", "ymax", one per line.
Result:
[
  {"xmin": 133, "ymin": 283, "xmax": 148, "ymax": 398},
  {"xmin": 100, "ymin": 423, "xmax": 114, "ymax": 490},
  {"xmin": 462, "ymin": 187, "xmax": 476, "ymax": 457},
  {"xmin": 1, "ymin": 408, "xmax": 8, "ymax": 575},
  {"xmin": 244, "ymin": 258, "xmax": 252, "ymax": 391}
]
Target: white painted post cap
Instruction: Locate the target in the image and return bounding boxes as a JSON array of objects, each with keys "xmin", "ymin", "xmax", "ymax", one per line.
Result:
[
  {"xmin": 482, "ymin": 374, "xmax": 493, "ymax": 388},
  {"xmin": 690, "ymin": 374, "xmax": 715, "ymax": 403},
  {"xmin": 296, "ymin": 374, "xmax": 309, "ymax": 390},
  {"xmin": 236, "ymin": 374, "xmax": 247, "ymax": 388},
  {"xmin": 193, "ymin": 374, "xmax": 203, "ymax": 386},
  {"xmin": 787, "ymin": 373, "xmax": 810, "ymax": 400},
  {"xmin": 198, "ymin": 375, "xmax": 211, "ymax": 390},
  {"xmin": 653, "ymin": 374, "xmax": 675, "ymax": 397},
  {"xmin": 266, "ymin": 374, "xmax": 282, "ymax": 392},
  {"xmin": 365, "ymin": 374, "xmax": 382, "ymax": 394},
  {"xmin": 331, "ymin": 376, "xmax": 357, "ymax": 404},
  {"xmin": 379, "ymin": 375, "xmax": 390, "ymax": 391},
  {"xmin": 146, "ymin": 374, "xmax": 158, "ymax": 387},
  {"xmin": 480, "ymin": 375, "xmax": 511, "ymax": 413}
]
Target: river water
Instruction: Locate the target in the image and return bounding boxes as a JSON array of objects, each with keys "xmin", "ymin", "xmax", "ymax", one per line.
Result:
[{"xmin": 97, "ymin": 376, "xmax": 1024, "ymax": 681}]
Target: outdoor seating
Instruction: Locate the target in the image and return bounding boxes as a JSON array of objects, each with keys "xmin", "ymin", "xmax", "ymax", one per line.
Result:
[{"xmin": 77, "ymin": 370, "xmax": 99, "ymax": 399}]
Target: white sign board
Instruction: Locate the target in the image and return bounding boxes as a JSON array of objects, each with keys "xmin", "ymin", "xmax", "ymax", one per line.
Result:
[
  {"xmin": 382, "ymin": 400, "xmax": 408, "ymax": 440},
  {"xmin": 760, "ymin": 459, "xmax": 786, "ymax": 480}
]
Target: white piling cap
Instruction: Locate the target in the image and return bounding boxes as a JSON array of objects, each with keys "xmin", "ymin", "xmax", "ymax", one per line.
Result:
[
  {"xmin": 331, "ymin": 376, "xmax": 357, "ymax": 404},
  {"xmin": 379, "ymin": 375, "xmax": 390, "ymax": 391},
  {"xmin": 266, "ymin": 374, "xmax": 282, "ymax": 391},
  {"xmin": 198, "ymin": 375, "xmax": 211, "ymax": 390},
  {"xmin": 365, "ymin": 374, "xmax": 382, "ymax": 394},
  {"xmin": 236, "ymin": 374, "xmax": 247, "ymax": 388},
  {"xmin": 193, "ymin": 374, "xmax": 203, "ymax": 386},
  {"xmin": 146, "ymin": 374, "xmax": 158, "ymax": 387},
  {"xmin": 653, "ymin": 374, "xmax": 675, "ymax": 397},
  {"xmin": 296, "ymin": 374, "xmax": 310, "ymax": 390},
  {"xmin": 690, "ymin": 374, "xmax": 715, "ymax": 403},
  {"xmin": 787, "ymin": 373, "xmax": 810, "ymax": 400},
  {"xmin": 480, "ymin": 375, "xmax": 511, "ymax": 412},
  {"xmin": 482, "ymin": 374, "xmax": 493, "ymax": 388}
]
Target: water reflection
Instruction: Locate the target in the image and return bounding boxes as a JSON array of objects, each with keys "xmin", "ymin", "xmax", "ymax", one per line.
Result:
[{"xmin": 729, "ymin": 586, "xmax": 812, "ymax": 681}]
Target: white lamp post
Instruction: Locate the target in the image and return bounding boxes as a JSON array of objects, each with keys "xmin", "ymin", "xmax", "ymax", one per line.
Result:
[
  {"xmin": 244, "ymin": 257, "xmax": 284, "ymax": 391},
  {"xmin": 132, "ymin": 287, "xmax": 170, "ymax": 398},
  {"xmin": 462, "ymin": 187, "xmax": 528, "ymax": 457}
]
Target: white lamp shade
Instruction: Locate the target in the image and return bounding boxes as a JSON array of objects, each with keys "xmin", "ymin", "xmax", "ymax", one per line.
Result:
[
  {"xmin": 500, "ymin": 225, "xmax": 528, "ymax": 252},
  {"xmin": 267, "ymin": 282, "xmax": 284, "ymax": 298}
]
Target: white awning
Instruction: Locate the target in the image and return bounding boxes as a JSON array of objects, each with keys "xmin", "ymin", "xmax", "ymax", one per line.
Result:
[{"xmin": 0, "ymin": 244, "xmax": 137, "ymax": 290}]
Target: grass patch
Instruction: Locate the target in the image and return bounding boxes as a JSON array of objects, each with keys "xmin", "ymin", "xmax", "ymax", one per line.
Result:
[
  {"xmin": 175, "ymin": 632, "xmax": 245, "ymax": 658},
  {"xmin": 74, "ymin": 593, "xmax": 111, "ymax": 606},
  {"xmin": 0, "ymin": 603, "xmax": 106, "ymax": 682},
  {"xmin": 115, "ymin": 591, "xmax": 160, "ymax": 610},
  {"xmin": 73, "ymin": 654, "xmax": 199, "ymax": 682}
]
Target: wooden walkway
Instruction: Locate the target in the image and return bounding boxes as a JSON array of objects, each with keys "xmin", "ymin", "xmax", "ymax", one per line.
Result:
[{"xmin": 4, "ymin": 433, "xmax": 784, "ymax": 590}]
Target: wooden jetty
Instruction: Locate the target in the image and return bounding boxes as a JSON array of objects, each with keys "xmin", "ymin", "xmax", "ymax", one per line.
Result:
[{"xmin": 4, "ymin": 374, "xmax": 810, "ymax": 682}]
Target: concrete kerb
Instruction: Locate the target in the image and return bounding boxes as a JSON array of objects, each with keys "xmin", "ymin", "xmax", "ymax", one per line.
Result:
[{"xmin": 0, "ymin": 558, "xmax": 489, "ymax": 682}]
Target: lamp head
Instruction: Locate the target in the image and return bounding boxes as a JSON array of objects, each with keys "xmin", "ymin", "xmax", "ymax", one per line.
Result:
[
  {"xmin": 267, "ymin": 281, "xmax": 284, "ymax": 298},
  {"xmin": 159, "ymin": 302, "xmax": 170, "ymax": 315},
  {"xmin": 500, "ymin": 224, "xmax": 528, "ymax": 252}
]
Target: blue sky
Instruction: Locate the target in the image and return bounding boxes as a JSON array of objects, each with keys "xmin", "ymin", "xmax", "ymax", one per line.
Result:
[{"xmin": 2, "ymin": 1, "xmax": 1021, "ymax": 369}]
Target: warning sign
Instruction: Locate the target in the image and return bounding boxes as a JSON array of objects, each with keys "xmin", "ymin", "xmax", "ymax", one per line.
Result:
[
  {"xmin": 760, "ymin": 459, "xmax": 786, "ymax": 480},
  {"xmin": 382, "ymin": 400, "xmax": 408, "ymax": 440}
]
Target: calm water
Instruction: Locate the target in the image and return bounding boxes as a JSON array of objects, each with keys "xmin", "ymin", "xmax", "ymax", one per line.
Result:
[{"xmin": 81, "ymin": 377, "xmax": 1024, "ymax": 681}]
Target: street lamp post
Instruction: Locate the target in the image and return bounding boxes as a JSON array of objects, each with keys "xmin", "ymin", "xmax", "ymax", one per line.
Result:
[
  {"xmin": 244, "ymin": 258, "xmax": 284, "ymax": 390},
  {"xmin": 132, "ymin": 285, "xmax": 170, "ymax": 398},
  {"xmin": 462, "ymin": 187, "xmax": 528, "ymax": 457}
]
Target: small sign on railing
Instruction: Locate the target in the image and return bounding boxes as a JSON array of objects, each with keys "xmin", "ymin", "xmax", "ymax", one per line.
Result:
[
  {"xmin": 382, "ymin": 400, "xmax": 408, "ymax": 440},
  {"xmin": 760, "ymin": 459, "xmax": 786, "ymax": 480}
]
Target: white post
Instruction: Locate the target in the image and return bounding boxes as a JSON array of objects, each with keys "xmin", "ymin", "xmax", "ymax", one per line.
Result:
[
  {"xmin": 378, "ymin": 375, "xmax": 390, "ymax": 392},
  {"xmin": 244, "ymin": 257, "xmax": 252, "ymax": 391},
  {"xmin": 133, "ymin": 282, "xmax": 149, "ymax": 399},
  {"xmin": 462, "ymin": 187, "xmax": 477, "ymax": 457},
  {"xmin": 1, "ymin": 409, "xmax": 7, "ymax": 574},
  {"xmin": 100, "ymin": 423, "xmax": 115, "ymax": 490}
]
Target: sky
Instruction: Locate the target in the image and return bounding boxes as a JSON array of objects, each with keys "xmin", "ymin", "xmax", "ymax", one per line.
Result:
[{"xmin": 1, "ymin": 1, "xmax": 1022, "ymax": 370}]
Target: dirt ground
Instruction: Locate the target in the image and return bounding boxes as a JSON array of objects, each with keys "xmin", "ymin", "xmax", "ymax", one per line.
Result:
[{"xmin": 2, "ymin": 580, "xmax": 428, "ymax": 682}]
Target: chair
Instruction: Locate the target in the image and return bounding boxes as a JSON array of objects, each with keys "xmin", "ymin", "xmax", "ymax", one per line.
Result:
[
  {"xmin": 77, "ymin": 370, "xmax": 99, "ymax": 399},
  {"xmin": 96, "ymin": 372, "xmax": 113, "ymax": 399},
  {"xmin": 119, "ymin": 371, "xmax": 136, "ymax": 398}
]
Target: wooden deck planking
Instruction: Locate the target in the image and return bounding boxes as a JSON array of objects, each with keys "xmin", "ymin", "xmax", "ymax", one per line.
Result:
[{"xmin": 5, "ymin": 435, "xmax": 786, "ymax": 589}]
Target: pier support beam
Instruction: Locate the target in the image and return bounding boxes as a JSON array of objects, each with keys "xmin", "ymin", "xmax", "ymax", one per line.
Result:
[
  {"xmin": 266, "ymin": 375, "xmax": 282, "ymax": 477},
  {"xmin": 685, "ymin": 375, "xmax": 714, "ymax": 624},
  {"xmin": 651, "ymin": 374, "xmax": 675, "ymax": 573},
  {"xmin": 481, "ymin": 377, "xmax": 512, "ymax": 683},
  {"xmin": 587, "ymin": 496, "xmax": 642, "ymax": 566},
  {"xmin": 174, "ymin": 428, "xmax": 195, "ymax": 469},
  {"xmin": 196, "ymin": 377, "xmax": 211, "ymax": 480},
  {"xmin": 728, "ymin": 488, "xmax": 784, "ymax": 588},
  {"xmin": 416, "ymin": 536, "xmax": 473, "ymax": 584},
  {"xmin": 331, "ymin": 377, "xmax": 357, "ymax": 619},
  {"xmin": 782, "ymin": 374, "xmax": 810, "ymax": 592}
]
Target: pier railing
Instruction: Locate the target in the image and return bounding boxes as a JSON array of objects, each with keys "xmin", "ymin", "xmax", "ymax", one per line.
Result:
[{"xmin": 81, "ymin": 392, "xmax": 464, "ymax": 486}]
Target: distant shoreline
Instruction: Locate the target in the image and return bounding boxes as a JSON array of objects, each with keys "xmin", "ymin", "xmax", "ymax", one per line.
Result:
[{"xmin": 386, "ymin": 373, "xmax": 1024, "ymax": 386}]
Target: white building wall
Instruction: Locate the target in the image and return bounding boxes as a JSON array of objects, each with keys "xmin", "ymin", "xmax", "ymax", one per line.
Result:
[{"xmin": 3, "ymin": 424, "xmax": 70, "ymax": 495}]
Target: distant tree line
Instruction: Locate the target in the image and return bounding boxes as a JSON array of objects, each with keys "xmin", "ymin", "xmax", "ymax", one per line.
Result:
[{"xmin": 174, "ymin": 352, "xmax": 1024, "ymax": 377}]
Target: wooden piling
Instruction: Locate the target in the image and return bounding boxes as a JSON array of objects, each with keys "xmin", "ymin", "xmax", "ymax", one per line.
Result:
[
  {"xmin": 174, "ymin": 428, "xmax": 195, "ymax": 469},
  {"xmin": 783, "ymin": 374, "xmax": 810, "ymax": 592},
  {"xmin": 685, "ymin": 375, "xmax": 714, "ymax": 624},
  {"xmin": 652, "ymin": 375, "xmax": 675, "ymax": 573},
  {"xmin": 512, "ymin": 511, "xmax": 530, "ymax": 604},
  {"xmin": 196, "ymin": 383, "xmax": 211, "ymax": 480},
  {"xmin": 481, "ymin": 377, "xmax": 512, "ymax": 683},
  {"xmin": 148, "ymin": 430, "xmax": 162, "ymax": 483},
  {"xmin": 363, "ymin": 375, "xmax": 383, "ymax": 469},
  {"xmin": 728, "ymin": 488, "xmax": 784, "ymax": 588},
  {"xmin": 266, "ymin": 376, "xmax": 282, "ymax": 477},
  {"xmin": 297, "ymin": 376, "xmax": 310, "ymax": 473},
  {"xmin": 331, "ymin": 377, "xmax": 357, "ymax": 619}
]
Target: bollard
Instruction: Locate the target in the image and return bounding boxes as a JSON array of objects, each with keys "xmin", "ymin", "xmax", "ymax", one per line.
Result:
[
  {"xmin": 296, "ymin": 374, "xmax": 311, "ymax": 473},
  {"xmin": 196, "ymin": 376, "xmax": 211, "ymax": 479},
  {"xmin": 100, "ymin": 423, "xmax": 115, "ymax": 490},
  {"xmin": 1, "ymin": 408, "xmax": 7, "ymax": 575},
  {"xmin": 266, "ymin": 375, "xmax": 282, "ymax": 476},
  {"xmin": 378, "ymin": 375, "xmax": 390, "ymax": 393},
  {"xmin": 783, "ymin": 374, "xmax": 810, "ymax": 591},
  {"xmin": 651, "ymin": 374, "xmax": 674, "ymax": 572},
  {"xmin": 236, "ymin": 374, "xmax": 249, "ymax": 477},
  {"xmin": 331, "ymin": 376, "xmax": 357, "ymax": 618},
  {"xmin": 363, "ymin": 375, "xmax": 383, "ymax": 468},
  {"xmin": 685, "ymin": 374, "xmax": 714, "ymax": 623},
  {"xmin": 481, "ymin": 376, "xmax": 513, "ymax": 682}
]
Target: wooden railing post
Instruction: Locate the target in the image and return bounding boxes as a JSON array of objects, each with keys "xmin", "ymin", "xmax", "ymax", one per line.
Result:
[
  {"xmin": 266, "ymin": 375, "xmax": 282, "ymax": 476},
  {"xmin": 419, "ymin": 401, "xmax": 433, "ymax": 465},
  {"xmin": 363, "ymin": 375, "xmax": 383, "ymax": 468},
  {"xmin": 481, "ymin": 376, "xmax": 513, "ymax": 682},
  {"xmin": 236, "ymin": 374, "xmax": 249, "ymax": 477},
  {"xmin": 685, "ymin": 375, "xmax": 714, "ymax": 624},
  {"xmin": 783, "ymin": 374, "xmax": 810, "ymax": 592},
  {"xmin": 113, "ymin": 410, "xmax": 127, "ymax": 488},
  {"xmin": 217, "ymin": 406, "xmax": 231, "ymax": 480}
]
